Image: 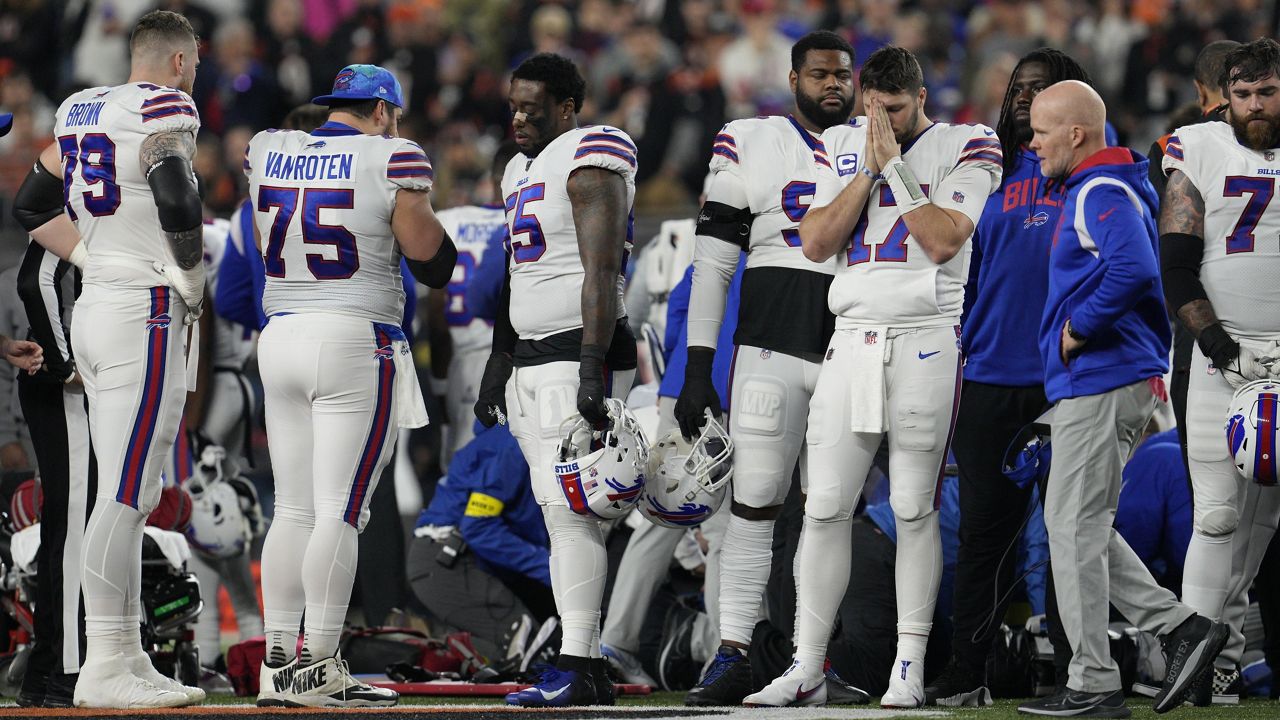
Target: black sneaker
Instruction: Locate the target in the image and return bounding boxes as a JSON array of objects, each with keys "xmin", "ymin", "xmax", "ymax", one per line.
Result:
[
  {"xmin": 592, "ymin": 658, "xmax": 616, "ymax": 706},
  {"xmin": 684, "ymin": 645, "xmax": 753, "ymax": 706},
  {"xmin": 1153, "ymin": 616, "xmax": 1229, "ymax": 714},
  {"xmin": 823, "ymin": 662, "xmax": 870, "ymax": 705},
  {"xmin": 925, "ymin": 661, "xmax": 993, "ymax": 707},
  {"xmin": 1018, "ymin": 688, "xmax": 1130, "ymax": 717},
  {"xmin": 42, "ymin": 673, "xmax": 76, "ymax": 709},
  {"xmin": 1187, "ymin": 665, "xmax": 1241, "ymax": 706}
]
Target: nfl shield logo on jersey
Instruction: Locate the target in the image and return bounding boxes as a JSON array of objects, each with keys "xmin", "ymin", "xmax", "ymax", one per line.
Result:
[
  {"xmin": 864, "ymin": 330, "xmax": 878, "ymax": 345},
  {"xmin": 1267, "ymin": 151, "xmax": 1275, "ymax": 161},
  {"xmin": 952, "ymin": 190, "xmax": 966, "ymax": 203}
]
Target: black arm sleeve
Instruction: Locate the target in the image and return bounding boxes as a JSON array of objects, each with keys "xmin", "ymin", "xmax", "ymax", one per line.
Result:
[
  {"xmin": 146, "ymin": 155, "xmax": 202, "ymax": 233},
  {"xmin": 1147, "ymin": 139, "xmax": 1169, "ymax": 197},
  {"xmin": 695, "ymin": 201, "xmax": 753, "ymax": 251},
  {"xmin": 405, "ymin": 232, "xmax": 458, "ymax": 289},
  {"xmin": 1159, "ymin": 232, "xmax": 1209, "ymax": 313},
  {"xmin": 13, "ymin": 161, "xmax": 65, "ymax": 232},
  {"xmin": 16, "ymin": 242, "xmax": 75, "ymax": 383},
  {"xmin": 491, "ymin": 252, "xmax": 517, "ymax": 355}
]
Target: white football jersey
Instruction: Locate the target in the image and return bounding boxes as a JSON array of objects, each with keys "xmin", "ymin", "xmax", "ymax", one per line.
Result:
[
  {"xmin": 1163, "ymin": 121, "xmax": 1280, "ymax": 340},
  {"xmin": 500, "ymin": 126, "xmax": 637, "ymax": 339},
  {"xmin": 53, "ymin": 83, "xmax": 200, "ymax": 288},
  {"xmin": 815, "ymin": 121, "xmax": 1002, "ymax": 328},
  {"xmin": 435, "ymin": 204, "xmax": 504, "ymax": 353},
  {"xmin": 202, "ymin": 219, "xmax": 255, "ymax": 369},
  {"xmin": 245, "ymin": 124, "xmax": 433, "ymax": 325},
  {"xmin": 709, "ymin": 115, "xmax": 839, "ymax": 274}
]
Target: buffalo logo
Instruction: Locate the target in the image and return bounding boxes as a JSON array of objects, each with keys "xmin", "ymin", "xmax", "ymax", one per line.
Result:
[
  {"xmin": 1227, "ymin": 413, "xmax": 1248, "ymax": 456},
  {"xmin": 604, "ymin": 474, "xmax": 643, "ymax": 503},
  {"xmin": 147, "ymin": 313, "xmax": 172, "ymax": 329},
  {"xmin": 1024, "ymin": 211, "xmax": 1049, "ymax": 229},
  {"xmin": 333, "ymin": 68, "xmax": 356, "ymax": 91},
  {"xmin": 374, "ymin": 345, "xmax": 394, "ymax": 361},
  {"xmin": 305, "ymin": 140, "xmax": 327, "ymax": 149},
  {"xmin": 645, "ymin": 497, "xmax": 712, "ymax": 526}
]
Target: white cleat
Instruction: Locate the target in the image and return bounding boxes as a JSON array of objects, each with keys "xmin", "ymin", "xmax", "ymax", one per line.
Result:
[
  {"xmin": 881, "ymin": 657, "xmax": 925, "ymax": 709},
  {"xmin": 743, "ymin": 659, "xmax": 827, "ymax": 707},
  {"xmin": 73, "ymin": 655, "xmax": 190, "ymax": 709},
  {"xmin": 127, "ymin": 651, "xmax": 206, "ymax": 704},
  {"xmin": 256, "ymin": 658, "xmax": 298, "ymax": 707},
  {"xmin": 284, "ymin": 653, "xmax": 398, "ymax": 708}
]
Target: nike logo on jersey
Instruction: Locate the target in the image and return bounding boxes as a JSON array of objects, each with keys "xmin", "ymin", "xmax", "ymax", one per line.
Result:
[
  {"xmin": 1098, "ymin": 208, "xmax": 1116, "ymax": 222},
  {"xmin": 292, "ymin": 664, "xmax": 328, "ymax": 694},
  {"xmin": 918, "ymin": 351, "xmax": 940, "ymax": 360}
]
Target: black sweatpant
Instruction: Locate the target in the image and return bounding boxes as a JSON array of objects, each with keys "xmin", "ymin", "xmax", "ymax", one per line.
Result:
[
  {"xmin": 949, "ymin": 380, "xmax": 1066, "ymax": 676},
  {"xmin": 17, "ymin": 375, "xmax": 95, "ymax": 682}
]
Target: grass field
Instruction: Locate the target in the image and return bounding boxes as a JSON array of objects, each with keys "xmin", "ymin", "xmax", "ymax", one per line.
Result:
[{"xmin": 178, "ymin": 690, "xmax": 1280, "ymax": 719}]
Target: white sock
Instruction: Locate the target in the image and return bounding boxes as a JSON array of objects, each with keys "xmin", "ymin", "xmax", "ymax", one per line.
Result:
[
  {"xmin": 81, "ymin": 500, "xmax": 146, "ymax": 664},
  {"xmin": 895, "ymin": 632, "xmax": 928, "ymax": 664},
  {"xmin": 718, "ymin": 514, "xmax": 775, "ymax": 646},
  {"xmin": 300, "ymin": 518, "xmax": 359, "ymax": 664},
  {"xmin": 543, "ymin": 505, "xmax": 606, "ymax": 658},
  {"xmin": 795, "ymin": 517, "xmax": 851, "ymax": 667},
  {"xmin": 1182, "ymin": 530, "xmax": 1232, "ymax": 620},
  {"xmin": 895, "ymin": 511, "xmax": 941, "ymax": 639},
  {"xmin": 261, "ymin": 502, "xmax": 313, "ymax": 666},
  {"xmin": 791, "ymin": 518, "xmax": 807, "ymax": 648}
]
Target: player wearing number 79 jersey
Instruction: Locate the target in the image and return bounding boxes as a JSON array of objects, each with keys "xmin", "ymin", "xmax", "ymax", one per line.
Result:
[
  {"xmin": 245, "ymin": 64, "xmax": 455, "ymax": 709},
  {"xmin": 1160, "ymin": 38, "xmax": 1280, "ymax": 694},
  {"xmin": 747, "ymin": 47, "xmax": 1001, "ymax": 709}
]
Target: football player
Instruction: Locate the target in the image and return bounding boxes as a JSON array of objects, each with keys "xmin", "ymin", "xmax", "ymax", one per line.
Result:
[
  {"xmin": 1161, "ymin": 37, "xmax": 1280, "ymax": 703},
  {"xmin": 14, "ymin": 11, "xmax": 207, "ymax": 708},
  {"xmin": 675, "ymin": 30, "xmax": 857, "ymax": 706},
  {"xmin": 430, "ymin": 142, "xmax": 519, "ymax": 463},
  {"xmin": 247, "ymin": 64, "xmax": 454, "ymax": 708},
  {"xmin": 748, "ymin": 46, "xmax": 1001, "ymax": 708},
  {"xmin": 473, "ymin": 52, "xmax": 638, "ymax": 707}
]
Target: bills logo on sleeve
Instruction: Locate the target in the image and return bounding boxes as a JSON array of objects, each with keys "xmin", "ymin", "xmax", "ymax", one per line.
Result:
[{"xmin": 836, "ymin": 153, "xmax": 859, "ymax": 176}]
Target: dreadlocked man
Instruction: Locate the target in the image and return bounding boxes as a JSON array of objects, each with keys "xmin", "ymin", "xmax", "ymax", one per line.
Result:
[{"xmin": 923, "ymin": 47, "xmax": 1095, "ymax": 708}]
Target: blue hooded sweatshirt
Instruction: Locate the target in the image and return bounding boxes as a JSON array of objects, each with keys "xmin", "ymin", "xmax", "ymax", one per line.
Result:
[{"xmin": 1040, "ymin": 147, "xmax": 1171, "ymax": 402}]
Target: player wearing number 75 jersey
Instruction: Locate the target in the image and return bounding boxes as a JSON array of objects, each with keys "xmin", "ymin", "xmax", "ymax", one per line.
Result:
[
  {"xmin": 244, "ymin": 64, "xmax": 456, "ymax": 709},
  {"xmin": 1161, "ymin": 38, "xmax": 1280, "ymax": 696},
  {"xmin": 746, "ymin": 47, "xmax": 1001, "ymax": 709},
  {"xmin": 13, "ymin": 11, "xmax": 210, "ymax": 709}
]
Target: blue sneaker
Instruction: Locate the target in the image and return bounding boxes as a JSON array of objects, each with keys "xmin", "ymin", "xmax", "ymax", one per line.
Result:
[
  {"xmin": 685, "ymin": 645, "xmax": 753, "ymax": 706},
  {"xmin": 505, "ymin": 667, "xmax": 596, "ymax": 707}
]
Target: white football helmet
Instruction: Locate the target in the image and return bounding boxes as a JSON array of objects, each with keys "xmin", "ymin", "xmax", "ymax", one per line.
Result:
[
  {"xmin": 553, "ymin": 399, "xmax": 649, "ymax": 519},
  {"xmin": 1226, "ymin": 379, "xmax": 1280, "ymax": 486},
  {"xmin": 183, "ymin": 445, "xmax": 252, "ymax": 558},
  {"xmin": 640, "ymin": 412, "xmax": 733, "ymax": 528}
]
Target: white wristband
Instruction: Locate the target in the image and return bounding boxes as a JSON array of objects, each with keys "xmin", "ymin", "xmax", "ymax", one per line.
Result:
[
  {"xmin": 882, "ymin": 157, "xmax": 931, "ymax": 213},
  {"xmin": 68, "ymin": 242, "xmax": 88, "ymax": 270}
]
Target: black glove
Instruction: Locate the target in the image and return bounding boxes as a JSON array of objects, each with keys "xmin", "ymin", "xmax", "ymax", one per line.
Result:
[
  {"xmin": 474, "ymin": 353, "xmax": 513, "ymax": 428},
  {"xmin": 674, "ymin": 346, "xmax": 722, "ymax": 440},
  {"xmin": 577, "ymin": 344, "xmax": 610, "ymax": 428}
]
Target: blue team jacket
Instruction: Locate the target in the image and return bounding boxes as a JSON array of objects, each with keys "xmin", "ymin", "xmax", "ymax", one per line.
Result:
[
  {"xmin": 963, "ymin": 148, "xmax": 1064, "ymax": 386},
  {"xmin": 1040, "ymin": 148, "xmax": 1170, "ymax": 402},
  {"xmin": 416, "ymin": 423, "xmax": 550, "ymax": 586},
  {"xmin": 465, "ymin": 226, "xmax": 509, "ymax": 322},
  {"xmin": 1115, "ymin": 429, "xmax": 1192, "ymax": 589},
  {"xmin": 658, "ymin": 257, "xmax": 743, "ymax": 408}
]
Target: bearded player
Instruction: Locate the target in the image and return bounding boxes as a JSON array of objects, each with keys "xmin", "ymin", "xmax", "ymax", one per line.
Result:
[
  {"xmin": 749, "ymin": 46, "xmax": 1001, "ymax": 707},
  {"xmin": 676, "ymin": 31, "xmax": 859, "ymax": 706},
  {"xmin": 1161, "ymin": 37, "xmax": 1280, "ymax": 702}
]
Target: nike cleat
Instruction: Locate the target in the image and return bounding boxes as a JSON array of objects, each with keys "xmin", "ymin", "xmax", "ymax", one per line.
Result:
[
  {"xmin": 881, "ymin": 656, "xmax": 925, "ymax": 709},
  {"xmin": 284, "ymin": 653, "xmax": 398, "ymax": 708},
  {"xmin": 601, "ymin": 643, "xmax": 657, "ymax": 687},
  {"xmin": 505, "ymin": 667, "xmax": 595, "ymax": 707},
  {"xmin": 743, "ymin": 659, "xmax": 826, "ymax": 707},
  {"xmin": 685, "ymin": 645, "xmax": 753, "ymax": 706},
  {"xmin": 1018, "ymin": 688, "xmax": 1130, "ymax": 717},
  {"xmin": 824, "ymin": 661, "xmax": 871, "ymax": 705},
  {"xmin": 256, "ymin": 658, "xmax": 297, "ymax": 707}
]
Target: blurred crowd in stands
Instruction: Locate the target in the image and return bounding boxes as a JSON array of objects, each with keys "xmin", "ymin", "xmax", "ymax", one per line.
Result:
[{"xmin": 0, "ymin": 0, "xmax": 1275, "ymax": 242}]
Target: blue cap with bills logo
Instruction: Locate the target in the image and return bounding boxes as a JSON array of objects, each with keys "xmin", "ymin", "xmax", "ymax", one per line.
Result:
[{"xmin": 313, "ymin": 64, "xmax": 404, "ymax": 109}]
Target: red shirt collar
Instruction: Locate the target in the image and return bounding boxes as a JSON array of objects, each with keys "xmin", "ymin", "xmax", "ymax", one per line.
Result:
[{"xmin": 1070, "ymin": 146, "xmax": 1133, "ymax": 177}]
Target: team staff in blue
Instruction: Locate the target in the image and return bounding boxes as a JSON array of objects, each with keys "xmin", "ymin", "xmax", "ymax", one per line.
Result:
[
  {"xmin": 407, "ymin": 422, "xmax": 554, "ymax": 660},
  {"xmin": 1020, "ymin": 79, "xmax": 1226, "ymax": 718},
  {"xmin": 925, "ymin": 49, "xmax": 1093, "ymax": 709}
]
